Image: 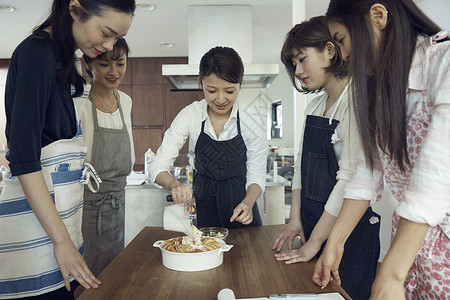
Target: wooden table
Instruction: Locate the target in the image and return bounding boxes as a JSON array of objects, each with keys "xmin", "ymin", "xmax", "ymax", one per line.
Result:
[{"xmin": 78, "ymin": 225, "xmax": 350, "ymax": 300}]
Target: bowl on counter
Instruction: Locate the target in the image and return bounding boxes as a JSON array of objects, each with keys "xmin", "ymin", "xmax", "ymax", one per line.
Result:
[
  {"xmin": 153, "ymin": 237, "xmax": 233, "ymax": 272},
  {"xmin": 199, "ymin": 227, "xmax": 229, "ymax": 241}
]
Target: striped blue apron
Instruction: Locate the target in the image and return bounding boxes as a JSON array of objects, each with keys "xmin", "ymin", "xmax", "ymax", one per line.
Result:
[{"xmin": 0, "ymin": 91, "xmax": 100, "ymax": 299}]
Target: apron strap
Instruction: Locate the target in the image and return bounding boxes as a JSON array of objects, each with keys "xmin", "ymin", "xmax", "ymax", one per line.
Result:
[
  {"xmin": 309, "ymin": 81, "xmax": 351, "ymax": 144},
  {"xmin": 80, "ymin": 162, "xmax": 102, "ymax": 193},
  {"xmin": 328, "ymin": 81, "xmax": 350, "ymax": 124},
  {"xmin": 90, "ymin": 191, "xmax": 124, "ymax": 236}
]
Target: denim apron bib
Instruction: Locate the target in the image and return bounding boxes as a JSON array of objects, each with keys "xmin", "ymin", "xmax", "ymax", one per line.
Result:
[
  {"xmin": 81, "ymin": 88, "xmax": 132, "ymax": 277},
  {"xmin": 193, "ymin": 112, "xmax": 262, "ymax": 228},
  {"xmin": 0, "ymin": 89, "xmax": 100, "ymax": 298},
  {"xmin": 300, "ymin": 88, "xmax": 380, "ymax": 300}
]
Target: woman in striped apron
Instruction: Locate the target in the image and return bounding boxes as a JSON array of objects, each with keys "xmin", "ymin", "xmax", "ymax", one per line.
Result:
[{"xmin": 0, "ymin": 0, "xmax": 135, "ymax": 298}]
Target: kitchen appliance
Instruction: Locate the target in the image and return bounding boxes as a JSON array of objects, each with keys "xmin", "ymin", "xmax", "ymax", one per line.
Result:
[
  {"xmin": 153, "ymin": 237, "xmax": 233, "ymax": 271},
  {"xmin": 162, "ymin": 5, "xmax": 279, "ymax": 90}
]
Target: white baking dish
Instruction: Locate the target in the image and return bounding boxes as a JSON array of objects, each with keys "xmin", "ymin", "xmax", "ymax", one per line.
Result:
[{"xmin": 153, "ymin": 237, "xmax": 233, "ymax": 272}]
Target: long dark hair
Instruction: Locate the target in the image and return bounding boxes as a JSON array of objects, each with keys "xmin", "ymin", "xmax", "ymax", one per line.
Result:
[
  {"xmin": 326, "ymin": 0, "xmax": 446, "ymax": 171},
  {"xmin": 199, "ymin": 46, "xmax": 244, "ymax": 87},
  {"xmin": 83, "ymin": 38, "xmax": 130, "ymax": 78},
  {"xmin": 34, "ymin": 0, "xmax": 136, "ymax": 97},
  {"xmin": 281, "ymin": 16, "xmax": 347, "ymax": 93}
]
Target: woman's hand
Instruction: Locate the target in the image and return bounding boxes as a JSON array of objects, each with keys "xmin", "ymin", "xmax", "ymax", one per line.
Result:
[
  {"xmin": 54, "ymin": 239, "xmax": 101, "ymax": 291},
  {"xmin": 368, "ymin": 217, "xmax": 429, "ymax": 300},
  {"xmin": 155, "ymin": 171, "xmax": 192, "ymax": 203},
  {"xmin": 230, "ymin": 184, "xmax": 261, "ymax": 225},
  {"xmin": 169, "ymin": 184, "xmax": 192, "ymax": 203},
  {"xmin": 274, "ymin": 237, "xmax": 321, "ymax": 264},
  {"xmin": 369, "ymin": 268, "xmax": 406, "ymax": 300},
  {"xmin": 272, "ymin": 218, "xmax": 306, "ymax": 251},
  {"xmin": 312, "ymin": 242, "xmax": 344, "ymax": 288},
  {"xmin": 230, "ymin": 200, "xmax": 253, "ymax": 225}
]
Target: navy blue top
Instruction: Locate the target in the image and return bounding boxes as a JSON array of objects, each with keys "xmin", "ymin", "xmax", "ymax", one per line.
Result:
[{"xmin": 5, "ymin": 31, "xmax": 77, "ymax": 176}]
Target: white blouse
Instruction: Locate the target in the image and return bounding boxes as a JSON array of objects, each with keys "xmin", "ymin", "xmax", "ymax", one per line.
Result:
[{"xmin": 149, "ymin": 99, "xmax": 267, "ymax": 192}]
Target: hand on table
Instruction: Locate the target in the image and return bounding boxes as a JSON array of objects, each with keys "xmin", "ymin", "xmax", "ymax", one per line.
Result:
[
  {"xmin": 274, "ymin": 238, "xmax": 321, "ymax": 264},
  {"xmin": 54, "ymin": 239, "xmax": 101, "ymax": 291},
  {"xmin": 272, "ymin": 218, "xmax": 306, "ymax": 251}
]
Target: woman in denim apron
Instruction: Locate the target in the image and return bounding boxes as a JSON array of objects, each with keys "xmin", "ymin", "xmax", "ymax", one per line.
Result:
[
  {"xmin": 272, "ymin": 17, "xmax": 380, "ymax": 300},
  {"xmin": 0, "ymin": 1, "xmax": 134, "ymax": 298},
  {"xmin": 79, "ymin": 39, "xmax": 134, "ymax": 277},
  {"xmin": 150, "ymin": 47, "xmax": 266, "ymax": 228}
]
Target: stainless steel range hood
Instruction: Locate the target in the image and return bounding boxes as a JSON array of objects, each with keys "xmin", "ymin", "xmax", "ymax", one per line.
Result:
[{"xmin": 162, "ymin": 5, "xmax": 279, "ymax": 90}]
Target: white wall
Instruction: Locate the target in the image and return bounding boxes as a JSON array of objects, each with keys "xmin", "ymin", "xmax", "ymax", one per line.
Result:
[{"xmin": 417, "ymin": 0, "xmax": 450, "ymax": 31}]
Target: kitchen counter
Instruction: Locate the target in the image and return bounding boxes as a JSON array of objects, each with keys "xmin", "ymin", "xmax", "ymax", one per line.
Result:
[
  {"xmin": 125, "ymin": 172, "xmax": 291, "ymax": 188},
  {"xmin": 78, "ymin": 225, "xmax": 350, "ymax": 300},
  {"xmin": 124, "ymin": 173, "xmax": 290, "ymax": 245}
]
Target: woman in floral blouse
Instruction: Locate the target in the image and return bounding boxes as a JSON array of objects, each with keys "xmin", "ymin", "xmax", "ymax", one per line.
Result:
[{"xmin": 312, "ymin": 0, "xmax": 450, "ymax": 299}]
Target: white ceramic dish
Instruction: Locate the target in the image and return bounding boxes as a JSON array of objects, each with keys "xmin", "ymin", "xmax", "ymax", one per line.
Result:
[{"xmin": 153, "ymin": 237, "xmax": 233, "ymax": 272}]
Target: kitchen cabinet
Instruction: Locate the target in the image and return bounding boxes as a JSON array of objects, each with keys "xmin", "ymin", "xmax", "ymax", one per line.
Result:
[
  {"xmin": 131, "ymin": 58, "xmax": 164, "ymax": 84},
  {"xmin": 125, "ymin": 57, "xmax": 202, "ymax": 170},
  {"xmin": 132, "ymin": 128, "xmax": 162, "ymax": 167},
  {"xmin": 131, "ymin": 84, "xmax": 165, "ymax": 126}
]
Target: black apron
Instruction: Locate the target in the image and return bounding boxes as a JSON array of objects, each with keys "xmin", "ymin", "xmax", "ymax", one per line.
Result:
[
  {"xmin": 193, "ymin": 112, "xmax": 262, "ymax": 228},
  {"xmin": 300, "ymin": 94, "xmax": 380, "ymax": 300}
]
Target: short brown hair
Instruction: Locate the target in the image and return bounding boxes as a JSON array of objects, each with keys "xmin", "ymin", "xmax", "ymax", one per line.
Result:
[{"xmin": 281, "ymin": 16, "xmax": 347, "ymax": 93}]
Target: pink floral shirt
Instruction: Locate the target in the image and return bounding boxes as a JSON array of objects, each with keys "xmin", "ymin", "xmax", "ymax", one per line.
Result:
[{"xmin": 343, "ymin": 32, "xmax": 450, "ymax": 236}]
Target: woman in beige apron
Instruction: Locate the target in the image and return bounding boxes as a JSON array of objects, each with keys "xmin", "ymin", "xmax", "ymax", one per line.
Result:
[{"xmin": 80, "ymin": 38, "xmax": 134, "ymax": 277}]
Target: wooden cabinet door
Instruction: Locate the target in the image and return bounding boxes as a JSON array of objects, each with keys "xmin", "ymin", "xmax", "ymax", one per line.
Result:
[
  {"xmin": 164, "ymin": 86, "xmax": 203, "ymax": 154},
  {"xmin": 132, "ymin": 128, "xmax": 163, "ymax": 171},
  {"xmin": 131, "ymin": 84, "xmax": 164, "ymax": 126},
  {"xmin": 131, "ymin": 58, "xmax": 163, "ymax": 84}
]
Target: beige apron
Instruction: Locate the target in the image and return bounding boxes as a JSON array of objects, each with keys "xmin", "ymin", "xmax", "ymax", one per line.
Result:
[
  {"xmin": 0, "ymin": 94, "xmax": 100, "ymax": 299},
  {"xmin": 81, "ymin": 88, "xmax": 132, "ymax": 277}
]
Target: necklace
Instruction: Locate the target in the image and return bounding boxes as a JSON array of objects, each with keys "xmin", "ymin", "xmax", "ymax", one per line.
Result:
[{"xmin": 92, "ymin": 90, "xmax": 117, "ymax": 114}]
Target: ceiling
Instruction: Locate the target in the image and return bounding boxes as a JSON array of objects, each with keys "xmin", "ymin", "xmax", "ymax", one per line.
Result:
[
  {"xmin": 0, "ymin": 0, "xmax": 446, "ymax": 62},
  {"xmin": 0, "ymin": 0, "xmax": 330, "ymax": 61}
]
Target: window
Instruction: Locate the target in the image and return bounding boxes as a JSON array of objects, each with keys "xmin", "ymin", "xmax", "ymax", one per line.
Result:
[{"xmin": 271, "ymin": 101, "xmax": 282, "ymax": 139}]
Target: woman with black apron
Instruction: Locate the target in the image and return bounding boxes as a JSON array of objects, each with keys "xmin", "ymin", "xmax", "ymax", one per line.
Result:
[
  {"xmin": 149, "ymin": 46, "xmax": 266, "ymax": 228},
  {"xmin": 79, "ymin": 39, "xmax": 134, "ymax": 276},
  {"xmin": 272, "ymin": 17, "xmax": 380, "ymax": 300}
]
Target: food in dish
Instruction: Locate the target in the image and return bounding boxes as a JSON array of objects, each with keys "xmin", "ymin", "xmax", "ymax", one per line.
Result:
[{"xmin": 162, "ymin": 236, "xmax": 222, "ymax": 253}]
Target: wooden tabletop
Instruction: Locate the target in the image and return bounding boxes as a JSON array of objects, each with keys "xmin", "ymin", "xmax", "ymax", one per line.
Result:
[{"xmin": 78, "ymin": 225, "xmax": 350, "ymax": 300}]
